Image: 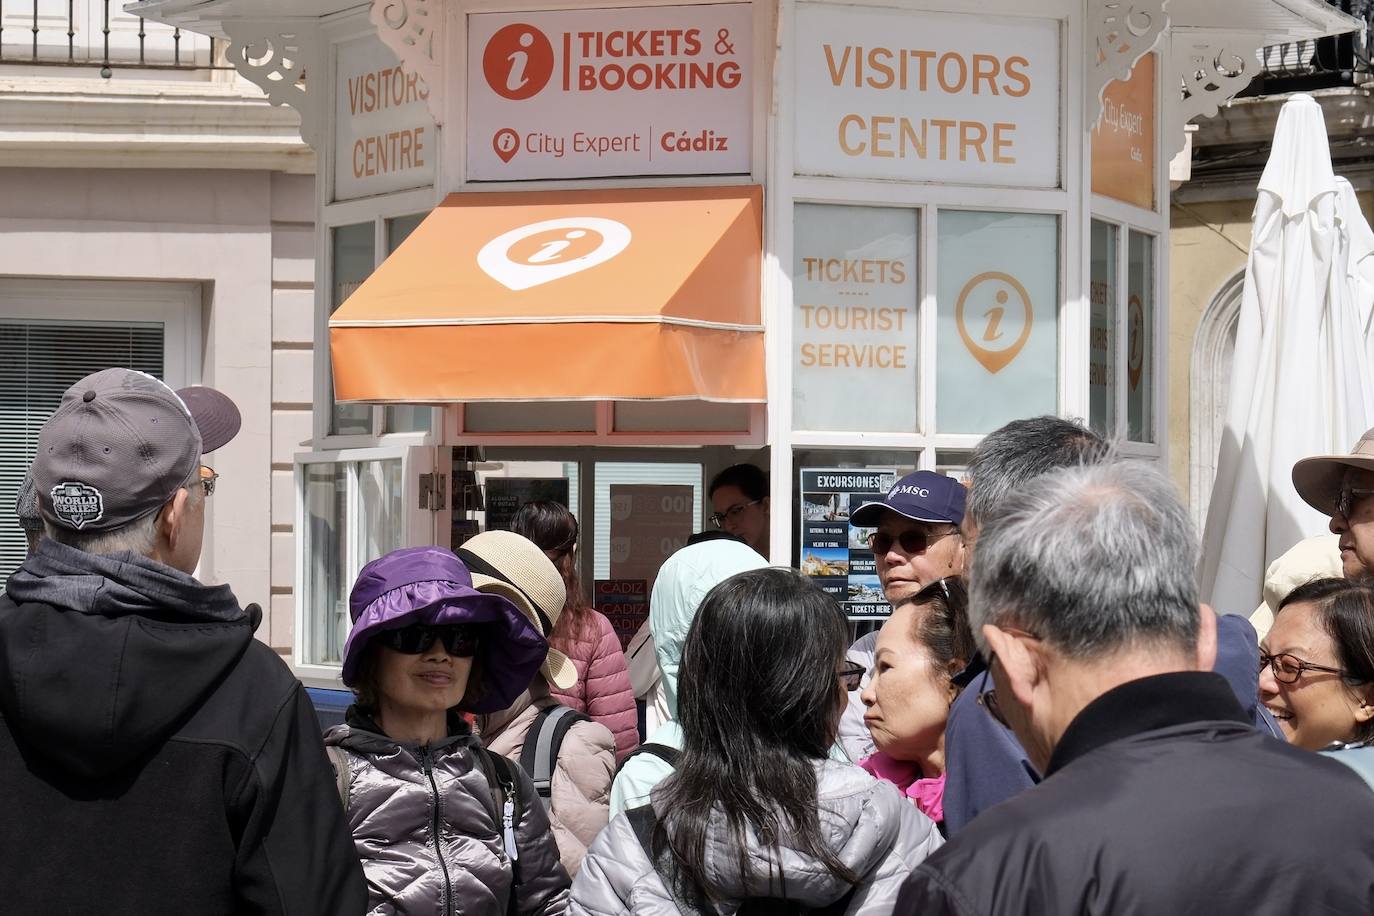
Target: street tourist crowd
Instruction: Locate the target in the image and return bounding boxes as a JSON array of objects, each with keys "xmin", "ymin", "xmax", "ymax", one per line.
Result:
[{"xmin": 5, "ymin": 367, "xmax": 1374, "ymax": 915}]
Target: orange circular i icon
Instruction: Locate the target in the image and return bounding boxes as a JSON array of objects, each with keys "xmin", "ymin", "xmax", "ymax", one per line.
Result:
[{"xmin": 955, "ymin": 271, "xmax": 1034, "ymax": 374}]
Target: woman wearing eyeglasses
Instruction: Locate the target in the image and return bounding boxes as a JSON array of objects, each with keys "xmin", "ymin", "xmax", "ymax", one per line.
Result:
[
  {"xmin": 708, "ymin": 463, "xmax": 770, "ymax": 556},
  {"xmin": 857, "ymin": 578, "xmax": 973, "ymax": 833},
  {"xmin": 571, "ymin": 568, "xmax": 942, "ymax": 915},
  {"xmin": 325, "ymin": 546, "xmax": 571, "ymax": 916},
  {"xmin": 1260, "ymin": 578, "xmax": 1374, "ymax": 786}
]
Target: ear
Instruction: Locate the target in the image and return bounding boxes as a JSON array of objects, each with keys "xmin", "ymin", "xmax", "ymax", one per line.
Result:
[
  {"xmin": 1196, "ymin": 603, "xmax": 1219, "ymax": 672},
  {"xmin": 982, "ymin": 624, "xmax": 1039, "ymax": 709},
  {"xmin": 158, "ymin": 487, "xmax": 190, "ymax": 553},
  {"xmin": 1353, "ymin": 683, "xmax": 1374, "ymax": 724}
]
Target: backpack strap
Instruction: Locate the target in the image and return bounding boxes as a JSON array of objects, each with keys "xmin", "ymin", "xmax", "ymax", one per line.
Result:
[
  {"xmin": 626, "ymin": 804, "xmax": 721, "ymax": 916},
  {"xmin": 475, "ymin": 747, "xmax": 525, "ymax": 916},
  {"xmin": 616, "ymin": 742, "xmax": 682, "ymax": 775},
  {"xmin": 326, "ymin": 746, "xmax": 352, "ymax": 807},
  {"xmin": 518, "ymin": 704, "xmax": 590, "ymax": 810}
]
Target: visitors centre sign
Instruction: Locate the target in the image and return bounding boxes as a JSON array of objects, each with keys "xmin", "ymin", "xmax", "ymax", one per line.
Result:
[{"xmin": 794, "ymin": 5, "xmax": 1061, "ymax": 187}]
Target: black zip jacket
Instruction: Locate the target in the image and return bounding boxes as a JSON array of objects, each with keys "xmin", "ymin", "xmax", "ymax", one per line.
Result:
[
  {"xmin": 896, "ymin": 671, "xmax": 1374, "ymax": 916},
  {"xmin": 0, "ymin": 539, "xmax": 366, "ymax": 916}
]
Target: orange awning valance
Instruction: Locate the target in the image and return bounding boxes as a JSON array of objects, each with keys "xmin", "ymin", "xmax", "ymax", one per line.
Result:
[{"xmin": 329, "ymin": 185, "xmax": 764, "ymax": 403}]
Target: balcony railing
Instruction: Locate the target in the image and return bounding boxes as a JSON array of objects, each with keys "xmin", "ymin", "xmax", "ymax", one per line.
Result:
[
  {"xmin": 0, "ymin": 0, "xmax": 230, "ymax": 73},
  {"xmin": 1240, "ymin": 0, "xmax": 1374, "ymax": 96}
]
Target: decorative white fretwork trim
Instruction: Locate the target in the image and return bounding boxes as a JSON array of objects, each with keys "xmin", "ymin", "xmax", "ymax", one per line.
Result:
[
  {"xmin": 1165, "ymin": 31, "xmax": 1270, "ymax": 160},
  {"xmin": 221, "ymin": 19, "xmax": 326, "ymax": 149},
  {"xmin": 371, "ymin": 0, "xmax": 444, "ymax": 126},
  {"xmin": 1087, "ymin": 0, "xmax": 1171, "ymax": 125}
]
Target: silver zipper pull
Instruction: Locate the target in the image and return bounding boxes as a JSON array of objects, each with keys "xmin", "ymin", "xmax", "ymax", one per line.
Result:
[{"xmin": 503, "ymin": 797, "xmax": 519, "ymax": 861}]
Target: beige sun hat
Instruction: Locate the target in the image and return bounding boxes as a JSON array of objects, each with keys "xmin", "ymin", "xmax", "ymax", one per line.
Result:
[
  {"xmin": 1292, "ymin": 427, "xmax": 1374, "ymax": 516},
  {"xmin": 1249, "ymin": 534, "xmax": 1344, "ymax": 640},
  {"xmin": 455, "ymin": 530, "xmax": 578, "ymax": 690}
]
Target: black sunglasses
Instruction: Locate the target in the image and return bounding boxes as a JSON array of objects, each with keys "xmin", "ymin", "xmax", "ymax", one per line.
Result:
[
  {"xmin": 377, "ymin": 624, "xmax": 480, "ymax": 658},
  {"xmin": 837, "ymin": 660, "xmax": 866, "ymax": 692},
  {"xmin": 867, "ymin": 528, "xmax": 958, "ymax": 556}
]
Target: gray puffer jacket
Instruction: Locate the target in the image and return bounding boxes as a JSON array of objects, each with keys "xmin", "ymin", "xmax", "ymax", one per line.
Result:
[
  {"xmin": 325, "ymin": 712, "xmax": 570, "ymax": 916},
  {"xmin": 571, "ymin": 758, "xmax": 941, "ymax": 916}
]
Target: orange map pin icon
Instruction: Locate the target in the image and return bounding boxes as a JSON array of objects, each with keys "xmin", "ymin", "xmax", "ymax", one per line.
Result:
[
  {"xmin": 955, "ymin": 271, "xmax": 1034, "ymax": 374},
  {"xmin": 493, "ymin": 128, "xmax": 520, "ymax": 163}
]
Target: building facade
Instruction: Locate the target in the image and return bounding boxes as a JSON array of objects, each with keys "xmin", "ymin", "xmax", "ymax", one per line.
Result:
[
  {"xmin": 0, "ymin": 0, "xmax": 315, "ymax": 656},
  {"xmin": 134, "ymin": 0, "xmax": 1359, "ymax": 688}
]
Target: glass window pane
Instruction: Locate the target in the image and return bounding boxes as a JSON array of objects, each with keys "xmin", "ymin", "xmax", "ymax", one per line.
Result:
[
  {"xmin": 464, "ymin": 401, "xmax": 597, "ymax": 432},
  {"xmin": 593, "ymin": 463, "xmax": 702, "ymax": 592},
  {"xmin": 383, "ymin": 405, "xmax": 432, "ymax": 434},
  {"xmin": 793, "ymin": 204, "xmax": 919, "ymax": 433},
  {"xmin": 302, "ymin": 463, "xmax": 348, "ymax": 666},
  {"xmin": 357, "ymin": 459, "xmax": 405, "ymax": 563},
  {"xmin": 937, "ymin": 211, "xmax": 1059, "ymax": 433},
  {"xmin": 613, "ymin": 400, "xmax": 751, "ymax": 432},
  {"xmin": 1127, "ymin": 231, "xmax": 1156, "ymax": 442},
  {"xmin": 1089, "ymin": 220, "xmax": 1119, "ymax": 436},
  {"xmin": 331, "ymin": 223, "xmax": 375, "ymax": 435},
  {"xmin": 387, "ymin": 212, "xmax": 428, "ymax": 253}
]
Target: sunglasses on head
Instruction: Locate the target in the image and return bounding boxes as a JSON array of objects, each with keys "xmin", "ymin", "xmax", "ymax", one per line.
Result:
[
  {"xmin": 376, "ymin": 623, "xmax": 480, "ymax": 658},
  {"xmin": 867, "ymin": 528, "xmax": 957, "ymax": 556}
]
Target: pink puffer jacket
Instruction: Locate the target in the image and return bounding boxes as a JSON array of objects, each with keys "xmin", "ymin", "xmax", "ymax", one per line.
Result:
[{"xmin": 548, "ymin": 610, "xmax": 640, "ymax": 762}]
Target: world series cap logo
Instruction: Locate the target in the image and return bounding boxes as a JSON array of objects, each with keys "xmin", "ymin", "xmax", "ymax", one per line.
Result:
[{"xmin": 51, "ymin": 481, "xmax": 103, "ymax": 530}]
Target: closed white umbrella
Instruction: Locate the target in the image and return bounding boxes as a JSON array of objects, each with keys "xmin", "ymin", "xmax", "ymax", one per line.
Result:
[{"xmin": 1200, "ymin": 94, "xmax": 1374, "ymax": 615}]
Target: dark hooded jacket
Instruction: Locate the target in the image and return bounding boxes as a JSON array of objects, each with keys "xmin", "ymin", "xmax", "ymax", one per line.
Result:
[{"xmin": 0, "ymin": 539, "xmax": 366, "ymax": 916}]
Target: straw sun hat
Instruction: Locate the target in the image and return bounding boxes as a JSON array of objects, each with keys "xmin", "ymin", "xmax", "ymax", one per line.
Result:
[{"xmin": 456, "ymin": 530, "xmax": 579, "ymax": 690}]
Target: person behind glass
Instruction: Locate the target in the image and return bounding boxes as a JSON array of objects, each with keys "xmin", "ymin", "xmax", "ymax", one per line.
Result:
[
  {"xmin": 1260, "ymin": 577, "xmax": 1374, "ymax": 786},
  {"xmin": 327, "ymin": 546, "xmax": 570, "ymax": 916},
  {"xmin": 837, "ymin": 470, "xmax": 967, "ymax": 763},
  {"xmin": 460, "ymin": 530, "xmax": 617, "ymax": 878},
  {"xmin": 571, "ymin": 568, "xmax": 942, "ymax": 915},
  {"xmin": 708, "ymin": 463, "xmax": 770, "ymax": 556},
  {"xmin": 511, "ymin": 500, "xmax": 639, "ymax": 763},
  {"xmin": 859, "ymin": 577, "xmax": 973, "ymax": 832}
]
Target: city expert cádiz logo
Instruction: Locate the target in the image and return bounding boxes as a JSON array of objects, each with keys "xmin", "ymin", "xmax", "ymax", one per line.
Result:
[{"xmin": 51, "ymin": 481, "xmax": 103, "ymax": 530}]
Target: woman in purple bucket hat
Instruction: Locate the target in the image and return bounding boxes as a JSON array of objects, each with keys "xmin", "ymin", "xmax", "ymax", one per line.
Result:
[{"xmin": 323, "ymin": 546, "xmax": 571, "ymax": 916}]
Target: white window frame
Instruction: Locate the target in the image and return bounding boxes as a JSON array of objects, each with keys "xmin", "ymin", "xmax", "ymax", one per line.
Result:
[
  {"xmin": 292, "ymin": 444, "xmax": 444, "ymax": 687},
  {"xmin": 766, "ymin": 0, "xmax": 1087, "ymax": 563},
  {"xmin": 0, "ymin": 278, "xmax": 201, "ymax": 389},
  {"xmin": 1089, "ymin": 40, "xmax": 1169, "ymax": 463}
]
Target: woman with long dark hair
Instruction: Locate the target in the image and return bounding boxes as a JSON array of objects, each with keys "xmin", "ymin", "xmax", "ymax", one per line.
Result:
[
  {"xmin": 511, "ymin": 500, "xmax": 639, "ymax": 761},
  {"xmin": 570, "ymin": 568, "xmax": 942, "ymax": 914}
]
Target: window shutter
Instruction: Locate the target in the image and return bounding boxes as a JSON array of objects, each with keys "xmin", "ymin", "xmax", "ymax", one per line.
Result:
[{"xmin": 0, "ymin": 320, "xmax": 165, "ymax": 582}]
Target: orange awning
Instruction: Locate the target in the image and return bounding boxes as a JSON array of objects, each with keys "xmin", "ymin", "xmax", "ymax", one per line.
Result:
[{"xmin": 330, "ymin": 185, "xmax": 764, "ymax": 403}]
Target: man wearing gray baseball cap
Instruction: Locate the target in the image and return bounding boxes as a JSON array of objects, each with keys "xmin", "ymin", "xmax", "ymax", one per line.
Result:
[{"xmin": 0, "ymin": 369, "xmax": 365, "ymax": 916}]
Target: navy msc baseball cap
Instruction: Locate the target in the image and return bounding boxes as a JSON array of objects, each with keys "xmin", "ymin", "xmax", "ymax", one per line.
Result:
[{"xmin": 850, "ymin": 470, "xmax": 966, "ymax": 528}]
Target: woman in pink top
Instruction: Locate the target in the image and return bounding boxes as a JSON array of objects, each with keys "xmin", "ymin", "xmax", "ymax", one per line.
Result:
[
  {"xmin": 512, "ymin": 501, "xmax": 640, "ymax": 762},
  {"xmin": 859, "ymin": 576, "xmax": 973, "ymax": 832}
]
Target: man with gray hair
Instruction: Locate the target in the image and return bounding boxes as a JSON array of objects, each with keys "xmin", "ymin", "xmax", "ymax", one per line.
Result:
[
  {"xmin": 943, "ymin": 416, "xmax": 1276, "ymax": 833},
  {"xmin": 942, "ymin": 416, "xmax": 1109, "ymax": 831},
  {"xmin": 896, "ymin": 461, "xmax": 1374, "ymax": 914},
  {"xmin": 0, "ymin": 368, "xmax": 364, "ymax": 916}
]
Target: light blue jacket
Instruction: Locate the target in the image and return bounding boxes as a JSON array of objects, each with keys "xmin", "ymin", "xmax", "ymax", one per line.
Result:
[{"xmin": 608, "ymin": 540, "xmax": 768, "ymax": 815}]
